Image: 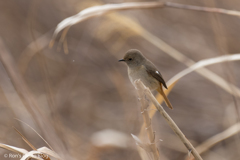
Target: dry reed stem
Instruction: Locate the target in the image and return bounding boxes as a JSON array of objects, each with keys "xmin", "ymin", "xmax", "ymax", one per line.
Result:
[
  {"xmin": 0, "ymin": 143, "xmax": 28, "ymax": 155},
  {"xmin": 13, "ymin": 127, "xmax": 37, "ymax": 151},
  {"xmin": 50, "ymin": 1, "xmax": 165, "ymax": 44},
  {"xmin": 0, "ymin": 55, "xmax": 36, "ymax": 128},
  {"xmin": 135, "ymin": 80, "xmax": 203, "ymax": 160},
  {"xmin": 0, "ymin": 143, "xmax": 61, "ymax": 160},
  {"xmin": 136, "ymin": 82, "xmax": 160, "ymax": 160},
  {"xmin": 167, "ymin": 53, "xmax": 240, "ymax": 96},
  {"xmin": 0, "ymin": 38, "xmax": 67, "ymax": 160},
  {"xmin": 164, "ymin": 2, "xmax": 240, "ymax": 16},
  {"xmin": 138, "ymin": 81, "xmax": 177, "ymax": 139},
  {"xmin": 18, "ymin": 31, "xmax": 51, "ymax": 74},
  {"xmin": 16, "ymin": 119, "xmax": 54, "ymax": 151},
  {"xmin": 186, "ymin": 123, "xmax": 240, "ymax": 160},
  {"xmin": 51, "ymin": 1, "xmax": 240, "ymax": 44}
]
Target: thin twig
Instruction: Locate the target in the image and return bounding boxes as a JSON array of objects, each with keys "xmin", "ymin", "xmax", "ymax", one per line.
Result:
[
  {"xmin": 136, "ymin": 84, "xmax": 160, "ymax": 160},
  {"xmin": 135, "ymin": 80, "xmax": 203, "ymax": 160}
]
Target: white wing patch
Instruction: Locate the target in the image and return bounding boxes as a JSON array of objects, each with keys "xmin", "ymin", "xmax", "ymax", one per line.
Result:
[{"xmin": 155, "ymin": 71, "xmax": 160, "ymax": 74}]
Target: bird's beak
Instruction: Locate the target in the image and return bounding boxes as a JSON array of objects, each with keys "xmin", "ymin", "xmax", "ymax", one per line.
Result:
[{"xmin": 118, "ymin": 59, "xmax": 125, "ymax": 62}]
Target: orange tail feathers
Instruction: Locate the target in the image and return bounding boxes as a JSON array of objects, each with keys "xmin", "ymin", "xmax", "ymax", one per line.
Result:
[{"xmin": 157, "ymin": 84, "xmax": 173, "ymax": 109}]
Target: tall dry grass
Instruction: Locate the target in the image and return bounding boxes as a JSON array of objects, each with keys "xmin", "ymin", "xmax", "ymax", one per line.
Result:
[{"xmin": 0, "ymin": 0, "xmax": 240, "ymax": 160}]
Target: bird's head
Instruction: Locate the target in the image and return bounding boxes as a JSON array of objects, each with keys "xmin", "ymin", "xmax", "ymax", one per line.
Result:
[{"xmin": 118, "ymin": 49, "xmax": 146, "ymax": 67}]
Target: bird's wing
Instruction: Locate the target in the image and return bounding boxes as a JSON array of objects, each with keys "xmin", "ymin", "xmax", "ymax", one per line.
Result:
[{"xmin": 144, "ymin": 60, "xmax": 168, "ymax": 89}]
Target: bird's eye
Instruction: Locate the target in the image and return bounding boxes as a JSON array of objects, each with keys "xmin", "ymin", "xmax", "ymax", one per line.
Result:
[{"xmin": 129, "ymin": 58, "xmax": 132, "ymax": 61}]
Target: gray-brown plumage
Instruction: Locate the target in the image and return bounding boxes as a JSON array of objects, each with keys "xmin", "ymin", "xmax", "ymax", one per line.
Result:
[{"xmin": 119, "ymin": 49, "xmax": 173, "ymax": 109}]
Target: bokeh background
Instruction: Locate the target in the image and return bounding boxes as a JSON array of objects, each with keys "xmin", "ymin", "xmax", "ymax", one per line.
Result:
[{"xmin": 0, "ymin": 0, "xmax": 240, "ymax": 160}]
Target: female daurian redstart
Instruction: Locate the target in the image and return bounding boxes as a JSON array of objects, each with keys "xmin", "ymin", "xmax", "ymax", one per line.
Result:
[{"xmin": 119, "ymin": 49, "xmax": 173, "ymax": 109}]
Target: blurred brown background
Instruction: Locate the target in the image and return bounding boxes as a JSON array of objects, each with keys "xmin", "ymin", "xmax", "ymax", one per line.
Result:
[{"xmin": 0, "ymin": 0, "xmax": 240, "ymax": 160}]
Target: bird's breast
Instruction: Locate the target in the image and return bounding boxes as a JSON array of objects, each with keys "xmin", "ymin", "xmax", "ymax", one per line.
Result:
[{"xmin": 128, "ymin": 65, "xmax": 159, "ymax": 90}]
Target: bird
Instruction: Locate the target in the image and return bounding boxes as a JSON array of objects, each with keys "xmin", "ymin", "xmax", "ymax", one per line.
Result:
[{"xmin": 119, "ymin": 49, "xmax": 173, "ymax": 109}]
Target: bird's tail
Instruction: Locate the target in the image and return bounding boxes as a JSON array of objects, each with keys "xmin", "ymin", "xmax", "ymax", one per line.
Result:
[{"xmin": 157, "ymin": 84, "xmax": 173, "ymax": 109}]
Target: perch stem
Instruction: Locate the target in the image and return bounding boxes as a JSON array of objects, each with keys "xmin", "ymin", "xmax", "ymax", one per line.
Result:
[{"xmin": 135, "ymin": 80, "xmax": 203, "ymax": 160}]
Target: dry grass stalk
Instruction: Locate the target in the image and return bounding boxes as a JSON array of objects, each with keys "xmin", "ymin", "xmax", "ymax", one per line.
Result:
[
  {"xmin": 0, "ymin": 124, "xmax": 60, "ymax": 160},
  {"xmin": 0, "ymin": 143, "xmax": 28, "ymax": 155},
  {"xmin": 51, "ymin": 1, "xmax": 240, "ymax": 45},
  {"xmin": 135, "ymin": 81, "xmax": 160, "ymax": 160},
  {"xmin": 0, "ymin": 38, "xmax": 69, "ymax": 159},
  {"xmin": 186, "ymin": 122, "xmax": 240, "ymax": 160},
  {"xmin": 0, "ymin": 143, "xmax": 61, "ymax": 160},
  {"xmin": 18, "ymin": 31, "xmax": 51, "ymax": 73},
  {"xmin": 16, "ymin": 119, "xmax": 54, "ymax": 151},
  {"xmin": 164, "ymin": 2, "xmax": 240, "ymax": 16},
  {"xmin": 167, "ymin": 53, "xmax": 240, "ymax": 97},
  {"xmin": 13, "ymin": 127, "xmax": 37, "ymax": 151},
  {"xmin": 135, "ymin": 80, "xmax": 203, "ymax": 160},
  {"xmin": 50, "ymin": 1, "xmax": 165, "ymax": 45},
  {"xmin": 0, "ymin": 54, "xmax": 36, "ymax": 128},
  {"xmin": 138, "ymin": 81, "xmax": 176, "ymax": 140}
]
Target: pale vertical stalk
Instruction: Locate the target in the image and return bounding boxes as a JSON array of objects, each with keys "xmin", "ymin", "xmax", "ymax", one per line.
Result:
[
  {"xmin": 0, "ymin": 38, "xmax": 70, "ymax": 159},
  {"xmin": 135, "ymin": 80, "xmax": 203, "ymax": 160},
  {"xmin": 136, "ymin": 83, "xmax": 160, "ymax": 160}
]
